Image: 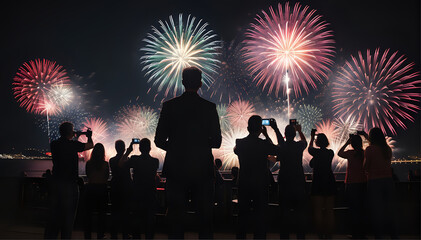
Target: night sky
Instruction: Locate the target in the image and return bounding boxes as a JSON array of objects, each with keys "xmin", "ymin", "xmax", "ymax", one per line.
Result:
[{"xmin": 1, "ymin": 0, "xmax": 420, "ymax": 156}]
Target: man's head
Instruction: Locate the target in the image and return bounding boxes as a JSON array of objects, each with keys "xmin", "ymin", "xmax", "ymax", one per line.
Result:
[
  {"xmin": 182, "ymin": 66, "xmax": 202, "ymax": 91},
  {"xmin": 284, "ymin": 125, "xmax": 296, "ymax": 141},
  {"xmin": 247, "ymin": 115, "xmax": 262, "ymax": 135},
  {"xmin": 115, "ymin": 140, "xmax": 126, "ymax": 155},
  {"xmin": 139, "ymin": 138, "xmax": 151, "ymax": 154},
  {"xmin": 59, "ymin": 122, "xmax": 74, "ymax": 139},
  {"xmin": 315, "ymin": 133, "xmax": 329, "ymax": 148}
]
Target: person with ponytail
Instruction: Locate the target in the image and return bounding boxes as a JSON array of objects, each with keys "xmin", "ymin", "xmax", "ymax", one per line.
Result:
[
  {"xmin": 363, "ymin": 127, "xmax": 397, "ymax": 239},
  {"xmin": 84, "ymin": 143, "xmax": 110, "ymax": 239},
  {"xmin": 338, "ymin": 135, "xmax": 367, "ymax": 239}
]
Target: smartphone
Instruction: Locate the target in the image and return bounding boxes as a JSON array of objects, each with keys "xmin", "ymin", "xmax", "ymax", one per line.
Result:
[
  {"xmin": 262, "ymin": 119, "xmax": 271, "ymax": 126},
  {"xmin": 356, "ymin": 130, "xmax": 365, "ymax": 135},
  {"xmin": 132, "ymin": 138, "xmax": 141, "ymax": 144},
  {"xmin": 289, "ymin": 119, "xmax": 297, "ymax": 126}
]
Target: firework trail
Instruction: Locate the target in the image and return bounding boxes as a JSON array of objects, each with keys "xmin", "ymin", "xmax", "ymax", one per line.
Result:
[
  {"xmin": 217, "ymin": 104, "xmax": 231, "ymax": 131},
  {"xmin": 244, "ymin": 2, "xmax": 335, "ymax": 97},
  {"xmin": 208, "ymin": 40, "xmax": 253, "ymax": 102},
  {"xmin": 297, "ymin": 104, "xmax": 323, "ymax": 135},
  {"xmin": 332, "ymin": 48, "xmax": 421, "ymax": 135},
  {"xmin": 227, "ymin": 99, "xmax": 256, "ymax": 129},
  {"xmin": 13, "ymin": 59, "xmax": 70, "ymax": 114},
  {"xmin": 141, "ymin": 14, "xmax": 220, "ymax": 97},
  {"xmin": 115, "ymin": 105, "xmax": 159, "ymax": 140}
]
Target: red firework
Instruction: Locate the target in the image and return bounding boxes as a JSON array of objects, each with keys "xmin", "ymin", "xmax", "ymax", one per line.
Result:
[
  {"xmin": 244, "ymin": 2, "xmax": 335, "ymax": 97},
  {"xmin": 332, "ymin": 49, "xmax": 421, "ymax": 135},
  {"xmin": 13, "ymin": 59, "xmax": 70, "ymax": 115}
]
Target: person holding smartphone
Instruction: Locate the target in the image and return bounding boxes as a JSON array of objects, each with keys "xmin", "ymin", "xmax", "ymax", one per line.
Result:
[
  {"xmin": 234, "ymin": 115, "xmax": 281, "ymax": 239},
  {"xmin": 309, "ymin": 129, "xmax": 336, "ymax": 239},
  {"xmin": 119, "ymin": 138, "xmax": 159, "ymax": 239},
  {"xmin": 44, "ymin": 122, "xmax": 94, "ymax": 239},
  {"xmin": 276, "ymin": 122, "xmax": 307, "ymax": 239},
  {"xmin": 363, "ymin": 128, "xmax": 397, "ymax": 239},
  {"xmin": 338, "ymin": 135, "xmax": 367, "ymax": 239}
]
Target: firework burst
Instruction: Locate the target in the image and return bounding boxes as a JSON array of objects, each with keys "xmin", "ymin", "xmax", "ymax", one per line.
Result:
[
  {"xmin": 227, "ymin": 99, "xmax": 256, "ymax": 129},
  {"xmin": 141, "ymin": 14, "xmax": 220, "ymax": 97},
  {"xmin": 297, "ymin": 104, "xmax": 322, "ymax": 135},
  {"xmin": 115, "ymin": 105, "xmax": 159, "ymax": 140},
  {"xmin": 332, "ymin": 48, "xmax": 421, "ymax": 135},
  {"xmin": 13, "ymin": 59, "xmax": 70, "ymax": 114},
  {"xmin": 244, "ymin": 2, "xmax": 335, "ymax": 97}
]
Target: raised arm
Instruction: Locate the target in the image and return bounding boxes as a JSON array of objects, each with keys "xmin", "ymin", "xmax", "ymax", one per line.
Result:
[
  {"xmin": 118, "ymin": 142, "xmax": 133, "ymax": 168},
  {"xmin": 270, "ymin": 119, "xmax": 284, "ymax": 145},
  {"xmin": 84, "ymin": 129, "xmax": 94, "ymax": 150},
  {"xmin": 338, "ymin": 138, "xmax": 352, "ymax": 158},
  {"xmin": 297, "ymin": 124, "xmax": 307, "ymax": 145},
  {"xmin": 262, "ymin": 126, "xmax": 273, "ymax": 144}
]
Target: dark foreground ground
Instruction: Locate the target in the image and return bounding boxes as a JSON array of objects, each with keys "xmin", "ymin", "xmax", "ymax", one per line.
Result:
[{"xmin": 0, "ymin": 174, "xmax": 419, "ymax": 239}]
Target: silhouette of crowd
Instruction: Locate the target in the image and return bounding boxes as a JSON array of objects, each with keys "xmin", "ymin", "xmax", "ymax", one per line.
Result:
[{"xmin": 44, "ymin": 67, "xmax": 398, "ymax": 239}]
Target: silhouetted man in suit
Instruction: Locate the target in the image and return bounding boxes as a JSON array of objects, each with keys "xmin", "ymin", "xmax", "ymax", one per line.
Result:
[{"xmin": 155, "ymin": 66, "xmax": 222, "ymax": 239}]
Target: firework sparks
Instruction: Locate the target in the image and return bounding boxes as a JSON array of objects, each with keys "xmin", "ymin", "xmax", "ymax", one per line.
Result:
[
  {"xmin": 297, "ymin": 104, "xmax": 323, "ymax": 135},
  {"xmin": 244, "ymin": 2, "xmax": 335, "ymax": 97},
  {"xmin": 13, "ymin": 59, "xmax": 70, "ymax": 115},
  {"xmin": 141, "ymin": 14, "xmax": 220, "ymax": 97},
  {"xmin": 47, "ymin": 83, "xmax": 73, "ymax": 108},
  {"xmin": 37, "ymin": 105, "xmax": 90, "ymax": 140},
  {"xmin": 214, "ymin": 127, "xmax": 248, "ymax": 170},
  {"xmin": 80, "ymin": 117, "xmax": 109, "ymax": 143},
  {"xmin": 332, "ymin": 48, "xmax": 421, "ymax": 135},
  {"xmin": 78, "ymin": 117, "xmax": 109, "ymax": 161},
  {"xmin": 227, "ymin": 99, "xmax": 256, "ymax": 129},
  {"xmin": 115, "ymin": 105, "xmax": 159, "ymax": 140},
  {"xmin": 333, "ymin": 116, "xmax": 361, "ymax": 144},
  {"xmin": 217, "ymin": 104, "xmax": 231, "ymax": 131}
]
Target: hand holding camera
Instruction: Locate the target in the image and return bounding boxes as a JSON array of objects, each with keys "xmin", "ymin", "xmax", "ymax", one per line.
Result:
[
  {"xmin": 75, "ymin": 128, "xmax": 92, "ymax": 138},
  {"xmin": 311, "ymin": 128, "xmax": 317, "ymax": 137},
  {"xmin": 262, "ymin": 118, "xmax": 279, "ymax": 131},
  {"xmin": 86, "ymin": 128, "xmax": 92, "ymax": 138}
]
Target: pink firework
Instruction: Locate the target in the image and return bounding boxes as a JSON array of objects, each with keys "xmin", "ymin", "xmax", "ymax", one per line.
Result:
[
  {"xmin": 332, "ymin": 49, "xmax": 421, "ymax": 135},
  {"xmin": 227, "ymin": 99, "xmax": 256, "ymax": 129},
  {"xmin": 79, "ymin": 117, "xmax": 109, "ymax": 161},
  {"xmin": 244, "ymin": 2, "xmax": 335, "ymax": 97},
  {"xmin": 115, "ymin": 105, "xmax": 158, "ymax": 139},
  {"xmin": 13, "ymin": 59, "xmax": 70, "ymax": 115},
  {"xmin": 80, "ymin": 117, "xmax": 109, "ymax": 143}
]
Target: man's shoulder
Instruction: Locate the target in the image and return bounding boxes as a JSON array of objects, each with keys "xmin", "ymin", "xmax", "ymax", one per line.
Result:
[{"xmin": 166, "ymin": 94, "xmax": 215, "ymax": 107}]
